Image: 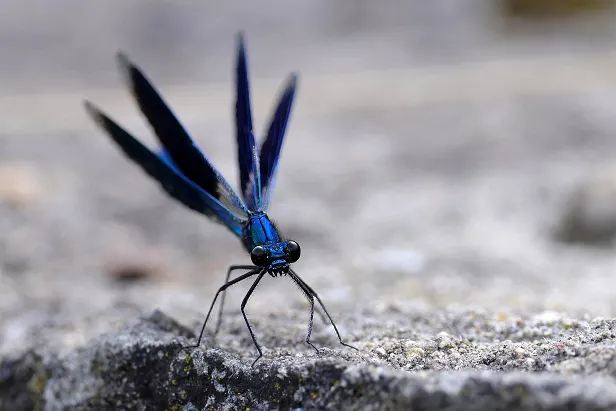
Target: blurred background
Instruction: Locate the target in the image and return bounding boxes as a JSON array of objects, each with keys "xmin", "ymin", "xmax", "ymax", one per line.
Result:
[{"xmin": 3, "ymin": 0, "xmax": 616, "ymax": 355}]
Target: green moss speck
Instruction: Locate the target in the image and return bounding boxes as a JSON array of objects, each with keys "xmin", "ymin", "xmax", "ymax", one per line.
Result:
[
  {"xmin": 513, "ymin": 384, "xmax": 529, "ymax": 398},
  {"xmin": 32, "ymin": 374, "xmax": 47, "ymax": 394}
]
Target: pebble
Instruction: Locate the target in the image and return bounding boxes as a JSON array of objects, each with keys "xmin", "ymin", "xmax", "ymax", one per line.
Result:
[
  {"xmin": 436, "ymin": 332, "xmax": 455, "ymax": 349},
  {"xmin": 0, "ymin": 162, "xmax": 44, "ymax": 208},
  {"xmin": 555, "ymin": 165, "xmax": 616, "ymax": 244},
  {"xmin": 406, "ymin": 347, "xmax": 425, "ymax": 358},
  {"xmin": 533, "ymin": 311, "xmax": 561, "ymax": 325}
]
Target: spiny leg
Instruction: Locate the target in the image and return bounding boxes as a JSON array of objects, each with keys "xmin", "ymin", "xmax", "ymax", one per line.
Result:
[
  {"xmin": 316, "ymin": 307, "xmax": 329, "ymax": 324},
  {"xmin": 298, "ymin": 282, "xmax": 328, "ymax": 325},
  {"xmin": 290, "ymin": 269, "xmax": 358, "ymax": 351},
  {"xmin": 290, "ymin": 274, "xmax": 328, "ymax": 325},
  {"xmin": 290, "ymin": 275, "xmax": 319, "ymax": 353},
  {"xmin": 215, "ymin": 265, "xmax": 256, "ymax": 335},
  {"xmin": 183, "ymin": 268, "xmax": 261, "ymax": 350},
  {"xmin": 240, "ymin": 272, "xmax": 267, "ymax": 367}
]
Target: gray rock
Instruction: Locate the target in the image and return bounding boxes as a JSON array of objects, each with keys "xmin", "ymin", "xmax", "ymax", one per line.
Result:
[
  {"xmin": 556, "ymin": 165, "xmax": 616, "ymax": 245},
  {"xmin": 2, "ymin": 310, "xmax": 616, "ymax": 410}
]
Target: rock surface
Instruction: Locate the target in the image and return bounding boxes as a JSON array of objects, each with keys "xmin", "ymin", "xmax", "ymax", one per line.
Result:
[{"xmin": 2, "ymin": 310, "xmax": 616, "ymax": 410}]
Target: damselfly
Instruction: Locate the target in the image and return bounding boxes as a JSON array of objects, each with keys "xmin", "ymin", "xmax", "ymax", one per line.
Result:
[{"xmin": 84, "ymin": 33, "xmax": 356, "ymax": 365}]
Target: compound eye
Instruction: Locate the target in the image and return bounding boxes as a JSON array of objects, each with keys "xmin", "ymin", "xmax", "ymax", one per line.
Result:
[
  {"xmin": 285, "ymin": 241, "xmax": 301, "ymax": 263},
  {"xmin": 250, "ymin": 246, "xmax": 268, "ymax": 267}
]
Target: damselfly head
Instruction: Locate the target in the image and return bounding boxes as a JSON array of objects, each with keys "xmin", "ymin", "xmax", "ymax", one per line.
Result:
[{"xmin": 250, "ymin": 240, "xmax": 301, "ymax": 276}]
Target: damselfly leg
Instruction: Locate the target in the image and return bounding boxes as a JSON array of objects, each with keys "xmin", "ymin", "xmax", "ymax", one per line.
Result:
[
  {"xmin": 291, "ymin": 275, "xmax": 319, "ymax": 353},
  {"xmin": 241, "ymin": 272, "xmax": 267, "ymax": 367},
  {"xmin": 184, "ymin": 268, "xmax": 262, "ymax": 350},
  {"xmin": 290, "ymin": 269, "xmax": 358, "ymax": 352},
  {"xmin": 215, "ymin": 265, "xmax": 256, "ymax": 335}
]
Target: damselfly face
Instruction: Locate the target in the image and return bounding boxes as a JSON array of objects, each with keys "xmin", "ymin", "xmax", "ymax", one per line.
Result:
[
  {"xmin": 242, "ymin": 213, "xmax": 300, "ymax": 276},
  {"xmin": 250, "ymin": 240, "xmax": 301, "ymax": 276}
]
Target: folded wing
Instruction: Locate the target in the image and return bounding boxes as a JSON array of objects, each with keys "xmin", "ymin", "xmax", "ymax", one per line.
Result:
[
  {"xmin": 259, "ymin": 73, "xmax": 297, "ymax": 211},
  {"xmin": 235, "ymin": 33, "xmax": 262, "ymax": 212},
  {"xmin": 117, "ymin": 52, "xmax": 249, "ymax": 219},
  {"xmin": 84, "ymin": 102, "xmax": 246, "ymax": 237}
]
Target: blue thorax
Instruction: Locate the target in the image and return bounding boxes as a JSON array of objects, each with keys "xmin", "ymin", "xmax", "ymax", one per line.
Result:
[
  {"xmin": 242, "ymin": 213, "xmax": 292, "ymax": 275},
  {"xmin": 242, "ymin": 213, "xmax": 280, "ymax": 250}
]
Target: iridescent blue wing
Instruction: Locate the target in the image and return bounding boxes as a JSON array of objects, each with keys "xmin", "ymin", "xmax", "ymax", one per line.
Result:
[
  {"xmin": 83, "ymin": 102, "xmax": 246, "ymax": 236},
  {"xmin": 258, "ymin": 74, "xmax": 297, "ymax": 211},
  {"xmin": 235, "ymin": 33, "xmax": 262, "ymax": 211},
  {"xmin": 158, "ymin": 149, "xmax": 181, "ymax": 173},
  {"xmin": 117, "ymin": 52, "xmax": 249, "ymax": 219}
]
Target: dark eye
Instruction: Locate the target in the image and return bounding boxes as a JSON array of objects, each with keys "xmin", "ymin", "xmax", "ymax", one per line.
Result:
[
  {"xmin": 285, "ymin": 241, "xmax": 301, "ymax": 263},
  {"xmin": 250, "ymin": 246, "xmax": 268, "ymax": 266}
]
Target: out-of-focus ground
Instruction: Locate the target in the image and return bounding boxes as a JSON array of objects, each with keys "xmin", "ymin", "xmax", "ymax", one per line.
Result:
[{"xmin": 2, "ymin": 0, "xmax": 616, "ymax": 380}]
